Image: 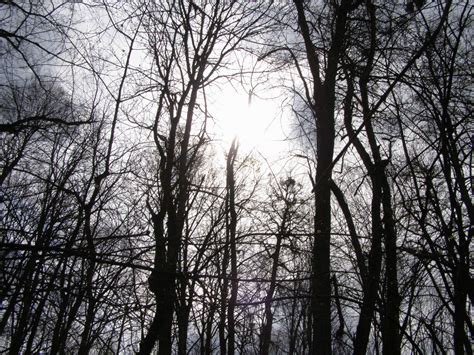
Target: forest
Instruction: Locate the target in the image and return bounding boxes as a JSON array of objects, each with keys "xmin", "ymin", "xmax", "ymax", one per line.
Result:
[{"xmin": 0, "ymin": 0, "xmax": 472, "ymax": 354}]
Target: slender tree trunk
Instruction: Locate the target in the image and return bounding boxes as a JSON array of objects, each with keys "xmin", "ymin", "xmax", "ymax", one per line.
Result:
[
  {"xmin": 204, "ymin": 302, "xmax": 216, "ymax": 355},
  {"xmin": 78, "ymin": 210, "xmax": 98, "ymax": 355},
  {"xmin": 50, "ymin": 224, "xmax": 83, "ymax": 354},
  {"xmin": 9, "ymin": 204, "xmax": 52, "ymax": 355},
  {"xmin": 177, "ymin": 291, "xmax": 191, "ymax": 355},
  {"xmin": 25, "ymin": 254, "xmax": 64, "ymax": 354},
  {"xmin": 288, "ymin": 295, "xmax": 298, "ymax": 355},
  {"xmin": 342, "ymin": 80, "xmax": 384, "ymax": 355},
  {"xmin": 219, "ymin": 242, "xmax": 229, "ymax": 355},
  {"xmin": 8, "ymin": 269, "xmax": 36, "ymax": 355},
  {"xmin": 260, "ymin": 227, "xmax": 285, "ymax": 355},
  {"xmin": 226, "ymin": 140, "xmax": 238, "ymax": 355}
]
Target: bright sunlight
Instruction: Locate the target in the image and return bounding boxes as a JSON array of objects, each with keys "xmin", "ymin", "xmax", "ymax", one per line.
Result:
[{"xmin": 212, "ymin": 85, "xmax": 286, "ymax": 157}]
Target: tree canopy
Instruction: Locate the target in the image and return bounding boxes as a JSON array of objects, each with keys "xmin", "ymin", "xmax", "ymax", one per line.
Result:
[{"xmin": 1, "ymin": 1, "xmax": 472, "ymax": 354}]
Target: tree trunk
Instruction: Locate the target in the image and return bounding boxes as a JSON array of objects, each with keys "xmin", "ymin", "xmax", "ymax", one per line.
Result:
[
  {"xmin": 260, "ymin": 220, "xmax": 286, "ymax": 355},
  {"xmin": 226, "ymin": 140, "xmax": 239, "ymax": 355},
  {"xmin": 292, "ymin": 1, "xmax": 355, "ymax": 351}
]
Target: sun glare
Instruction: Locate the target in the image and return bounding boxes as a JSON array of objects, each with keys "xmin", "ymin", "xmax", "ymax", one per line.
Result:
[{"xmin": 213, "ymin": 86, "xmax": 284, "ymax": 156}]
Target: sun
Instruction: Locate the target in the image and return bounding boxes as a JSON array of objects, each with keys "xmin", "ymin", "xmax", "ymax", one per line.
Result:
[{"xmin": 212, "ymin": 85, "xmax": 284, "ymax": 156}]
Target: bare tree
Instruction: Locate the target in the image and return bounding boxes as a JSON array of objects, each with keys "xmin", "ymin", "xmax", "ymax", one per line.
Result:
[
  {"xmin": 291, "ymin": 1, "xmax": 363, "ymax": 352},
  {"xmin": 136, "ymin": 1, "xmax": 270, "ymax": 353}
]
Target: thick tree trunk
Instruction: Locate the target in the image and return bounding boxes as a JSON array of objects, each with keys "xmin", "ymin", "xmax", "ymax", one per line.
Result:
[
  {"xmin": 292, "ymin": 1, "xmax": 355, "ymax": 351},
  {"xmin": 157, "ymin": 270, "xmax": 176, "ymax": 355},
  {"xmin": 312, "ymin": 163, "xmax": 333, "ymax": 354},
  {"xmin": 453, "ymin": 265, "xmax": 471, "ymax": 355},
  {"xmin": 380, "ymin": 179, "xmax": 400, "ymax": 355}
]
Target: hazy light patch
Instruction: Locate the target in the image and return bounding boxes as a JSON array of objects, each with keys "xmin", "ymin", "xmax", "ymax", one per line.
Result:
[{"xmin": 211, "ymin": 85, "xmax": 289, "ymax": 161}]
